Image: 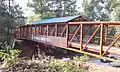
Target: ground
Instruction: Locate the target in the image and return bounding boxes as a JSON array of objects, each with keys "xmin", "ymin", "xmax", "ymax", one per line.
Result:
[
  {"xmin": 11, "ymin": 40, "xmax": 120, "ymax": 72},
  {"xmin": 75, "ymin": 61, "xmax": 120, "ymax": 72}
]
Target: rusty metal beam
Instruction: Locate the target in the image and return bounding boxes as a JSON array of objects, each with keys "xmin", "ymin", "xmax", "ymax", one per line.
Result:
[
  {"xmin": 82, "ymin": 25, "xmax": 101, "ymax": 50},
  {"xmin": 104, "ymin": 25, "xmax": 108, "ymax": 45},
  {"xmin": 39, "ymin": 25, "xmax": 42, "ymax": 35},
  {"xmin": 56, "ymin": 46, "xmax": 120, "ymax": 63},
  {"xmin": 55, "ymin": 24, "xmax": 58, "ymax": 37},
  {"xmin": 30, "ymin": 26, "xmax": 32, "ymax": 35},
  {"xmin": 50, "ymin": 25, "xmax": 56, "ymax": 36},
  {"xmin": 19, "ymin": 28, "xmax": 21, "ymax": 38},
  {"xmin": 68, "ymin": 21, "xmax": 120, "ymax": 25},
  {"xmin": 68, "ymin": 25, "xmax": 81, "ymax": 47},
  {"xmin": 80, "ymin": 24, "xmax": 83, "ymax": 50},
  {"xmin": 66, "ymin": 24, "xmax": 69, "ymax": 47},
  {"xmin": 100, "ymin": 23, "xmax": 104, "ymax": 56},
  {"xmin": 47, "ymin": 25, "xmax": 49, "ymax": 36},
  {"xmin": 61, "ymin": 25, "xmax": 67, "ymax": 37},
  {"xmin": 34, "ymin": 26, "xmax": 36, "ymax": 35},
  {"xmin": 102, "ymin": 34, "xmax": 120, "ymax": 56}
]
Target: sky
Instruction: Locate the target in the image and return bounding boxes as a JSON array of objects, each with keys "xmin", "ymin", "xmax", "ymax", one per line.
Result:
[{"xmin": 15, "ymin": 0, "xmax": 83, "ymax": 17}]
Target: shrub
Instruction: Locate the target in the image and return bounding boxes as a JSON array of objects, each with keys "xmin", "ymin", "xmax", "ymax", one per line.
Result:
[
  {"xmin": 0, "ymin": 45, "xmax": 21, "ymax": 68},
  {"xmin": 49, "ymin": 59, "xmax": 86, "ymax": 72},
  {"xmin": 73, "ymin": 54, "xmax": 89, "ymax": 62}
]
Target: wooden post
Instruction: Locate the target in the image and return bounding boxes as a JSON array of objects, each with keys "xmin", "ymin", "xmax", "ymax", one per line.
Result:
[
  {"xmin": 31, "ymin": 26, "xmax": 32, "ymax": 35},
  {"xmin": 19, "ymin": 27, "xmax": 21, "ymax": 38},
  {"xmin": 80, "ymin": 23, "xmax": 83, "ymax": 51},
  {"xmin": 47, "ymin": 25, "xmax": 49, "ymax": 36},
  {"xmin": 55, "ymin": 24, "xmax": 58, "ymax": 37},
  {"xmin": 100, "ymin": 23, "xmax": 103, "ymax": 56},
  {"xmin": 105, "ymin": 25, "xmax": 108, "ymax": 45},
  {"xmin": 66, "ymin": 24, "xmax": 69, "ymax": 48},
  {"xmin": 39, "ymin": 25, "xmax": 42, "ymax": 35},
  {"xmin": 27, "ymin": 27, "xmax": 29, "ymax": 36},
  {"xmin": 35, "ymin": 25, "xmax": 37, "ymax": 35}
]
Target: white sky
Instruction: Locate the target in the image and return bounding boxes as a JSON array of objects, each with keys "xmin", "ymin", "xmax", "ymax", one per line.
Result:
[{"xmin": 15, "ymin": 0, "xmax": 83, "ymax": 17}]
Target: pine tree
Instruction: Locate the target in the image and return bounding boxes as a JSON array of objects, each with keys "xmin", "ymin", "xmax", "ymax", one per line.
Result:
[
  {"xmin": 82, "ymin": 0, "xmax": 110, "ymax": 21},
  {"xmin": 28, "ymin": 0, "xmax": 78, "ymax": 19}
]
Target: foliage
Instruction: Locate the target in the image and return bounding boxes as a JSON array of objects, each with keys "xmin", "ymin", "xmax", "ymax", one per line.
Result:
[
  {"xmin": 6, "ymin": 49, "xmax": 87, "ymax": 72},
  {"xmin": 27, "ymin": 14, "xmax": 41, "ymax": 24},
  {"xmin": 109, "ymin": 0, "xmax": 120, "ymax": 20},
  {"xmin": 0, "ymin": 0, "xmax": 25, "ymax": 48},
  {"xmin": 73, "ymin": 54, "xmax": 89, "ymax": 62},
  {"xmin": 0, "ymin": 46, "xmax": 21, "ymax": 68},
  {"xmin": 27, "ymin": 0, "xmax": 78, "ymax": 19},
  {"xmin": 82, "ymin": 0, "xmax": 110, "ymax": 21},
  {"xmin": 8, "ymin": 59, "xmax": 86, "ymax": 72},
  {"xmin": 49, "ymin": 59, "xmax": 86, "ymax": 72}
]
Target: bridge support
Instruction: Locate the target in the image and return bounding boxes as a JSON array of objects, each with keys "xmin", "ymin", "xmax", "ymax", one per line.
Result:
[
  {"xmin": 80, "ymin": 23, "xmax": 83, "ymax": 51},
  {"xmin": 100, "ymin": 23, "xmax": 103, "ymax": 56}
]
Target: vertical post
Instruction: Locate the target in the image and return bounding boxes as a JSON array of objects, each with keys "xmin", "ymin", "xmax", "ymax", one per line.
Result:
[
  {"xmin": 35, "ymin": 25, "xmax": 37, "ymax": 35},
  {"xmin": 31, "ymin": 26, "xmax": 32, "ymax": 35},
  {"xmin": 55, "ymin": 24, "xmax": 58, "ymax": 37},
  {"xmin": 66, "ymin": 24, "xmax": 69, "ymax": 48},
  {"xmin": 105, "ymin": 25, "xmax": 108, "ymax": 45},
  {"xmin": 27, "ymin": 27, "xmax": 29, "ymax": 36},
  {"xmin": 19, "ymin": 27, "xmax": 21, "ymax": 38},
  {"xmin": 39, "ymin": 25, "xmax": 42, "ymax": 35},
  {"xmin": 24, "ymin": 27, "xmax": 26, "ymax": 37},
  {"xmin": 21, "ymin": 27, "xmax": 23, "ymax": 38},
  {"xmin": 47, "ymin": 25, "xmax": 49, "ymax": 36},
  {"xmin": 100, "ymin": 23, "xmax": 103, "ymax": 56},
  {"xmin": 80, "ymin": 23, "xmax": 83, "ymax": 50}
]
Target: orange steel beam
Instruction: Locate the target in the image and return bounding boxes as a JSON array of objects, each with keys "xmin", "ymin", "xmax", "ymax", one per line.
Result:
[
  {"xmin": 102, "ymin": 34, "xmax": 120, "ymax": 56},
  {"xmin": 50, "ymin": 25, "xmax": 56, "ymax": 36},
  {"xmin": 60, "ymin": 25, "xmax": 67, "ymax": 37},
  {"xmin": 100, "ymin": 23, "xmax": 104, "ymax": 56},
  {"xmin": 68, "ymin": 21, "xmax": 120, "ymax": 25},
  {"xmin": 68, "ymin": 25, "xmax": 81, "ymax": 47},
  {"xmin": 80, "ymin": 24, "xmax": 83, "ymax": 50},
  {"xmin": 82, "ymin": 25, "xmax": 101, "ymax": 50}
]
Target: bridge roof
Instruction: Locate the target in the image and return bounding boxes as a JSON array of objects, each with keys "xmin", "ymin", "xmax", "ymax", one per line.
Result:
[{"xmin": 32, "ymin": 15, "xmax": 81, "ymax": 24}]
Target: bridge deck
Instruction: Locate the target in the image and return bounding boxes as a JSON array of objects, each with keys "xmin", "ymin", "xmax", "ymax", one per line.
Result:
[{"xmin": 70, "ymin": 42, "xmax": 120, "ymax": 57}]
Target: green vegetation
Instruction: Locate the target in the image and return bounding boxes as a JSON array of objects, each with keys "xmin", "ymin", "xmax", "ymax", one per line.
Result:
[
  {"xmin": 49, "ymin": 59, "xmax": 86, "ymax": 72},
  {"xmin": 73, "ymin": 55, "xmax": 89, "ymax": 62},
  {"xmin": 0, "ymin": 45, "xmax": 21, "ymax": 68},
  {"xmin": 2, "ymin": 52, "xmax": 87, "ymax": 72},
  {"xmin": 27, "ymin": 0, "xmax": 78, "ymax": 22}
]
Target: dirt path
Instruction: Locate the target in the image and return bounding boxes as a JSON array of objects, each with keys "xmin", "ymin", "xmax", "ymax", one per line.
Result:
[
  {"xmin": 74, "ymin": 61, "xmax": 120, "ymax": 72},
  {"xmin": 88, "ymin": 63, "xmax": 119, "ymax": 72}
]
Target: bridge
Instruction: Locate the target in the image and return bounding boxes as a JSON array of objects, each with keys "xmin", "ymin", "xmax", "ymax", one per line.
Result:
[{"xmin": 15, "ymin": 15, "xmax": 120, "ymax": 63}]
